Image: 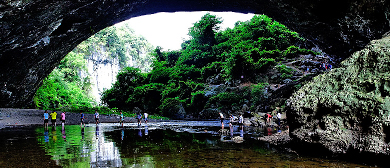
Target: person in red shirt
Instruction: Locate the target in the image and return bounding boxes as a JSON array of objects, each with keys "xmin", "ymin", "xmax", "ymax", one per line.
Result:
[{"xmin": 266, "ymin": 113, "xmax": 272, "ymax": 126}]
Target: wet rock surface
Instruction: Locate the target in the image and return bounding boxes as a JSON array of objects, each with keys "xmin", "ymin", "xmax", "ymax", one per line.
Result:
[{"xmin": 286, "ymin": 35, "xmax": 390, "ymax": 156}]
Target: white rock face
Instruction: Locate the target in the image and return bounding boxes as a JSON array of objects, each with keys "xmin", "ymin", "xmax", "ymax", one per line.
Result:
[
  {"xmin": 83, "ymin": 46, "xmax": 152, "ymax": 104},
  {"xmin": 86, "ymin": 54, "xmax": 120, "ymax": 105}
]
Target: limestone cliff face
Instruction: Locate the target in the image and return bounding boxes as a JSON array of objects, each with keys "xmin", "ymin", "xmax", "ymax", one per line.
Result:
[
  {"xmin": 1, "ymin": 0, "xmax": 389, "ymax": 107},
  {"xmin": 286, "ymin": 35, "xmax": 390, "ymax": 155},
  {"xmin": 84, "ymin": 51, "xmax": 120, "ymax": 104},
  {"xmin": 81, "ymin": 45, "xmax": 152, "ymax": 104}
]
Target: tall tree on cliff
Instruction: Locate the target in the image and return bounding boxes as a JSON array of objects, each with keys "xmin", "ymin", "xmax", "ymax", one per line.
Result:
[{"xmin": 179, "ymin": 13, "xmax": 222, "ymax": 67}]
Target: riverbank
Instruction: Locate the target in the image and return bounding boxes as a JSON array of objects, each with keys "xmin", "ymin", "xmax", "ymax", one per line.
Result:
[
  {"xmin": 0, "ymin": 108, "xmax": 164, "ymax": 129},
  {"xmin": 0, "ymin": 108, "xmax": 291, "ymax": 145}
]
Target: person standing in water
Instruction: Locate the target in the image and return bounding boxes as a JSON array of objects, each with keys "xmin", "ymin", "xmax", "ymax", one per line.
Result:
[
  {"xmin": 60, "ymin": 111, "xmax": 66, "ymax": 127},
  {"xmin": 120, "ymin": 111, "xmax": 124, "ymax": 127},
  {"xmin": 50, "ymin": 111, "xmax": 57, "ymax": 127},
  {"xmin": 94, "ymin": 111, "xmax": 99, "ymax": 124},
  {"xmin": 44, "ymin": 110, "xmax": 49, "ymax": 129},
  {"xmin": 276, "ymin": 112, "xmax": 281, "ymax": 127},
  {"xmin": 238, "ymin": 114, "xmax": 244, "ymax": 126},
  {"xmin": 137, "ymin": 113, "xmax": 142, "ymax": 125},
  {"xmin": 219, "ymin": 112, "xmax": 224, "ymax": 128},
  {"xmin": 80, "ymin": 112, "xmax": 85, "ymax": 127},
  {"xmin": 144, "ymin": 112, "xmax": 148, "ymax": 124}
]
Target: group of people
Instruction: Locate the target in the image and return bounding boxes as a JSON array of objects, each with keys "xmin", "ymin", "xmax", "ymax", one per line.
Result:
[
  {"xmin": 264, "ymin": 111, "xmax": 282, "ymax": 127},
  {"xmin": 136, "ymin": 112, "xmax": 148, "ymax": 125},
  {"xmin": 320, "ymin": 61, "xmax": 332, "ymax": 71},
  {"xmin": 79, "ymin": 111, "xmax": 100, "ymax": 127},
  {"xmin": 218, "ymin": 110, "xmax": 282, "ymax": 128},
  {"xmin": 48, "ymin": 110, "xmax": 149, "ymax": 128},
  {"xmin": 44, "ymin": 110, "xmax": 100, "ymax": 128},
  {"xmin": 118, "ymin": 112, "xmax": 148, "ymax": 127},
  {"xmin": 220, "ymin": 113, "xmax": 245, "ymax": 129},
  {"xmin": 44, "ymin": 110, "xmax": 66, "ymax": 129}
]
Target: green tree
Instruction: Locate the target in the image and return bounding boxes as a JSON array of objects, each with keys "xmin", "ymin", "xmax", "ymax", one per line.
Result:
[
  {"xmin": 34, "ymin": 52, "xmax": 94, "ymax": 111},
  {"xmin": 178, "ymin": 13, "xmax": 223, "ymax": 68},
  {"xmin": 101, "ymin": 14, "xmax": 317, "ymax": 119}
]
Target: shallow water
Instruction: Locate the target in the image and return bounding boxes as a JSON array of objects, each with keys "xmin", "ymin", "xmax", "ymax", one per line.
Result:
[{"xmin": 0, "ymin": 121, "xmax": 374, "ymax": 167}]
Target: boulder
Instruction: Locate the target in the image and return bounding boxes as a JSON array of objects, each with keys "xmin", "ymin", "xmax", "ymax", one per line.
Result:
[{"xmin": 286, "ymin": 35, "xmax": 390, "ymax": 155}]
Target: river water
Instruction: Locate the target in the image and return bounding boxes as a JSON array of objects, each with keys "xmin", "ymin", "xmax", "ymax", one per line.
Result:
[{"xmin": 0, "ymin": 121, "xmax": 374, "ymax": 167}]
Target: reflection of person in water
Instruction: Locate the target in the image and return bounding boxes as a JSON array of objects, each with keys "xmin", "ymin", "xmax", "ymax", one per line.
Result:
[
  {"xmin": 81, "ymin": 127, "xmax": 85, "ymax": 139},
  {"xmin": 62, "ymin": 127, "xmax": 66, "ymax": 141},
  {"xmin": 121, "ymin": 128, "xmax": 124, "ymax": 141},
  {"xmin": 240, "ymin": 125, "xmax": 244, "ymax": 138},
  {"xmin": 138, "ymin": 127, "xmax": 142, "ymax": 137},
  {"xmin": 95, "ymin": 125, "xmax": 99, "ymax": 139},
  {"xmin": 229, "ymin": 124, "xmax": 234, "ymax": 138},
  {"xmin": 44, "ymin": 129, "xmax": 49, "ymax": 143},
  {"xmin": 52, "ymin": 128, "xmax": 57, "ymax": 142},
  {"xmin": 266, "ymin": 127, "xmax": 272, "ymax": 136}
]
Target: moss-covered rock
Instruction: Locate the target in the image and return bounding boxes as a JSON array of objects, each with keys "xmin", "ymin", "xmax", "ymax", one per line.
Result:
[{"xmin": 286, "ymin": 35, "xmax": 390, "ymax": 155}]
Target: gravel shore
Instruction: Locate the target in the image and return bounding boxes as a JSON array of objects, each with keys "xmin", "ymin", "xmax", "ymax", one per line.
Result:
[{"xmin": 0, "ymin": 108, "xmax": 145, "ymax": 129}]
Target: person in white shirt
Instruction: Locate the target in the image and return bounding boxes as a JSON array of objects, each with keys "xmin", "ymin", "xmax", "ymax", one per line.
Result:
[
  {"xmin": 219, "ymin": 112, "xmax": 224, "ymax": 128},
  {"xmin": 239, "ymin": 114, "xmax": 244, "ymax": 126},
  {"xmin": 144, "ymin": 113, "xmax": 148, "ymax": 124},
  {"xmin": 277, "ymin": 112, "xmax": 281, "ymax": 127}
]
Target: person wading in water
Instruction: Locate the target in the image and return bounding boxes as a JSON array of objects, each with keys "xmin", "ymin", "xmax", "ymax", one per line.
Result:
[
  {"xmin": 44, "ymin": 110, "xmax": 49, "ymax": 129},
  {"xmin": 219, "ymin": 112, "xmax": 225, "ymax": 128}
]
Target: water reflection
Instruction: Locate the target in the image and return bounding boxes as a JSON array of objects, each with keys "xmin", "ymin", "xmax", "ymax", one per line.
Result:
[
  {"xmin": 21, "ymin": 122, "xmax": 372, "ymax": 167},
  {"xmin": 121, "ymin": 128, "xmax": 124, "ymax": 141},
  {"xmin": 95, "ymin": 125, "xmax": 99, "ymax": 139},
  {"xmin": 91, "ymin": 126, "xmax": 122, "ymax": 167},
  {"xmin": 61, "ymin": 127, "xmax": 66, "ymax": 141},
  {"xmin": 138, "ymin": 126, "xmax": 142, "ymax": 137},
  {"xmin": 220, "ymin": 125, "xmax": 245, "ymax": 143},
  {"xmin": 36, "ymin": 125, "xmax": 122, "ymax": 167},
  {"xmin": 44, "ymin": 129, "xmax": 49, "ymax": 143}
]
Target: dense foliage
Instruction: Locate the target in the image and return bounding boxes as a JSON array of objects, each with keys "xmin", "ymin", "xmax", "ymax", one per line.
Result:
[
  {"xmin": 33, "ymin": 51, "xmax": 94, "ymax": 111},
  {"xmin": 34, "ymin": 23, "xmax": 154, "ymax": 112},
  {"xmin": 102, "ymin": 14, "xmax": 317, "ymax": 119}
]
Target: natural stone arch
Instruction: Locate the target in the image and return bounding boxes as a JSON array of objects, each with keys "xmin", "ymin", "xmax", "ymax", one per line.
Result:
[{"xmin": 1, "ymin": 0, "xmax": 389, "ymax": 107}]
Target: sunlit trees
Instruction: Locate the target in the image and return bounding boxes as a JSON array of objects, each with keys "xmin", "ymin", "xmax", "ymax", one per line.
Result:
[
  {"xmin": 101, "ymin": 14, "xmax": 317, "ymax": 118},
  {"xmin": 179, "ymin": 13, "xmax": 222, "ymax": 68},
  {"xmin": 33, "ymin": 51, "xmax": 94, "ymax": 111}
]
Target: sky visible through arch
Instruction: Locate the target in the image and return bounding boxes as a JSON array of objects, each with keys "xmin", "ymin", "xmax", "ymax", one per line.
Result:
[{"xmin": 118, "ymin": 11, "xmax": 255, "ymax": 51}]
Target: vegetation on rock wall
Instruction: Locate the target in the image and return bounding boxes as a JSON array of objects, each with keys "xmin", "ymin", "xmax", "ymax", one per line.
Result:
[
  {"xmin": 102, "ymin": 14, "xmax": 317, "ymax": 119},
  {"xmin": 83, "ymin": 23, "xmax": 154, "ymax": 71},
  {"xmin": 33, "ymin": 51, "xmax": 94, "ymax": 111},
  {"xmin": 34, "ymin": 23, "xmax": 154, "ymax": 112}
]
